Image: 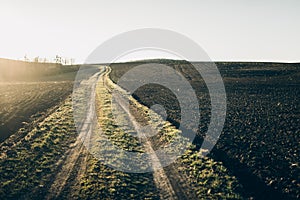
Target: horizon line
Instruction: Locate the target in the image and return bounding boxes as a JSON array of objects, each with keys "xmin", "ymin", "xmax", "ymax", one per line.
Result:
[{"xmin": 1, "ymin": 57, "xmax": 299, "ymax": 65}]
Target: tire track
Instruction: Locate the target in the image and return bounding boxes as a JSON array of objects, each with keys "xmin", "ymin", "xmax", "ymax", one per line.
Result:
[
  {"xmin": 102, "ymin": 68, "xmax": 190, "ymax": 199},
  {"xmin": 111, "ymin": 93, "xmax": 177, "ymax": 199},
  {"xmin": 45, "ymin": 68, "xmax": 104, "ymax": 199}
]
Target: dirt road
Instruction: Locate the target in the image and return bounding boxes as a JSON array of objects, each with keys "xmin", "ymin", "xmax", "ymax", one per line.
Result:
[
  {"xmin": 46, "ymin": 67, "xmax": 104, "ymax": 199},
  {"xmin": 46, "ymin": 66, "xmax": 196, "ymax": 199}
]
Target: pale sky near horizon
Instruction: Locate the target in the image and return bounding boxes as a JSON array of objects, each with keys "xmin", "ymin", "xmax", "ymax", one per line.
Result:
[{"xmin": 0, "ymin": 0, "xmax": 299, "ymax": 63}]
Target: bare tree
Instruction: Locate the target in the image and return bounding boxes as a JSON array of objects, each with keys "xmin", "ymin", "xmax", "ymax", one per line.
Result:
[
  {"xmin": 34, "ymin": 56, "xmax": 39, "ymax": 63},
  {"xmin": 55, "ymin": 55, "xmax": 62, "ymax": 64},
  {"xmin": 24, "ymin": 54, "xmax": 29, "ymax": 62},
  {"xmin": 70, "ymin": 58, "xmax": 75, "ymax": 65}
]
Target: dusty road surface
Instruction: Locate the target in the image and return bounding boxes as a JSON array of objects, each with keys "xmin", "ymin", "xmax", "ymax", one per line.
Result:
[
  {"xmin": 46, "ymin": 66, "xmax": 197, "ymax": 199},
  {"xmin": 46, "ymin": 68, "xmax": 103, "ymax": 199}
]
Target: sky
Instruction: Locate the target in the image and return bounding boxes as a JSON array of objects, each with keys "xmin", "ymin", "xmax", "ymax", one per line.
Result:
[{"xmin": 0, "ymin": 0, "xmax": 299, "ymax": 63}]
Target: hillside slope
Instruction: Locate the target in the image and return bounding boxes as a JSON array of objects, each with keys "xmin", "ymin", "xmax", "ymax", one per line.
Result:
[{"xmin": 0, "ymin": 58, "xmax": 79, "ymax": 82}]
